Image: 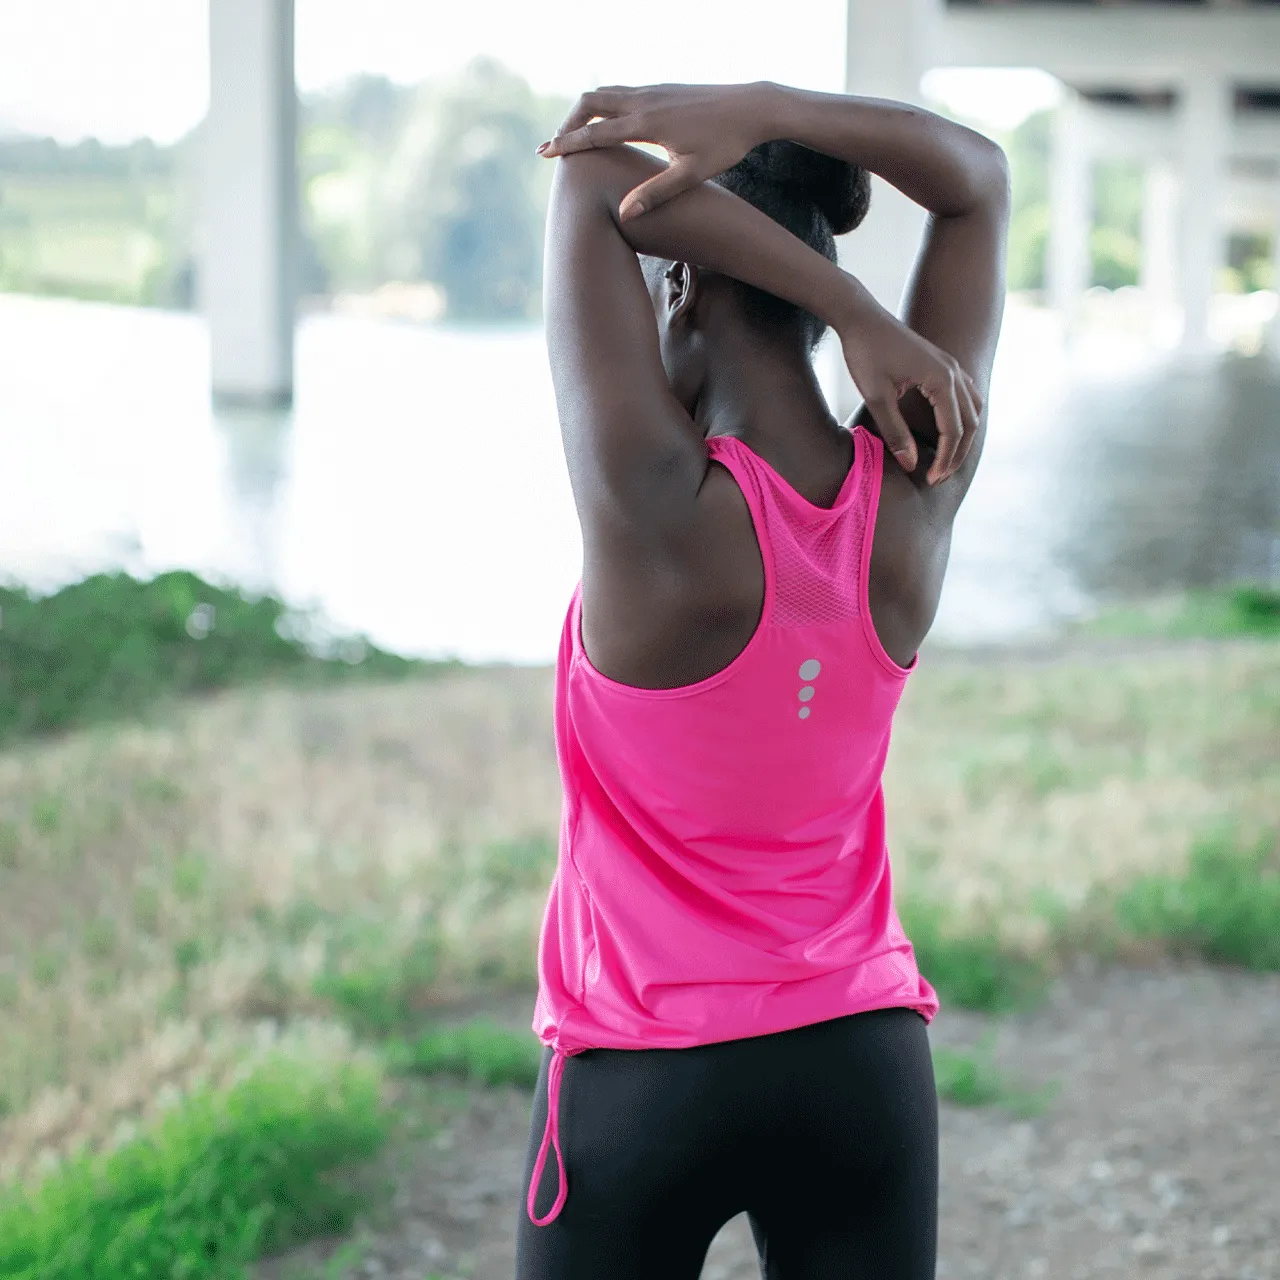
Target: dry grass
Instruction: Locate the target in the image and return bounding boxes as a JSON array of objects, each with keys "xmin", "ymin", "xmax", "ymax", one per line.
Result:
[
  {"xmin": 0, "ymin": 667, "xmax": 559, "ymax": 1179},
  {"xmin": 2, "ymin": 641, "xmax": 1277, "ymax": 1181},
  {"xmin": 888, "ymin": 640, "xmax": 1280, "ymax": 948}
]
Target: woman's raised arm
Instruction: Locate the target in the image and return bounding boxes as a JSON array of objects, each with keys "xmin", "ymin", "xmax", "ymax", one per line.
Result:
[
  {"xmin": 552, "ymin": 140, "xmax": 979, "ymax": 480},
  {"xmin": 542, "ymin": 82, "xmax": 1010, "ymax": 491}
]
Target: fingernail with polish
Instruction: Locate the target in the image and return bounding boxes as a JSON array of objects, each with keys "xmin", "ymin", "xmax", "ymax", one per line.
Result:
[{"xmin": 536, "ymin": 141, "xmax": 550, "ymax": 154}]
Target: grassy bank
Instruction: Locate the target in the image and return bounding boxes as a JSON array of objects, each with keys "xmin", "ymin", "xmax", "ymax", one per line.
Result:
[
  {"xmin": 1, "ymin": 588, "xmax": 1277, "ymax": 1193},
  {"xmin": 1078, "ymin": 583, "xmax": 1280, "ymax": 642},
  {"xmin": 0, "ymin": 571, "xmax": 452, "ymax": 748},
  {"xmin": 0, "ymin": 1027, "xmax": 385, "ymax": 1280}
]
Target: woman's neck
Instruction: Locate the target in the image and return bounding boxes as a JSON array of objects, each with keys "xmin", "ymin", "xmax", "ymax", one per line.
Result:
[{"xmin": 693, "ymin": 328, "xmax": 848, "ymax": 475}]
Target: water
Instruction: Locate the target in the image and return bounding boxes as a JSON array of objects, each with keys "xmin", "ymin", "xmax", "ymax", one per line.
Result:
[{"xmin": 1, "ymin": 292, "xmax": 1277, "ymax": 663}]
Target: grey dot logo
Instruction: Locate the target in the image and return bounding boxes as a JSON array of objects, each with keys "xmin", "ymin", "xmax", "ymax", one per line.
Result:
[
  {"xmin": 798, "ymin": 686, "xmax": 815, "ymax": 702},
  {"xmin": 798, "ymin": 659, "xmax": 821, "ymax": 681},
  {"xmin": 798, "ymin": 707, "xmax": 811, "ymax": 720}
]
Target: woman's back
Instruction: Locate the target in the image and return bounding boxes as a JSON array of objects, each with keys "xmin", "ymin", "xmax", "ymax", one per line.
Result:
[{"xmin": 535, "ymin": 424, "xmax": 935, "ymax": 1061}]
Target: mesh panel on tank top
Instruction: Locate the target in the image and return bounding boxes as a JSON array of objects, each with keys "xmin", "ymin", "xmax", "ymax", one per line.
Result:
[{"xmin": 768, "ymin": 439, "xmax": 877, "ymax": 629}]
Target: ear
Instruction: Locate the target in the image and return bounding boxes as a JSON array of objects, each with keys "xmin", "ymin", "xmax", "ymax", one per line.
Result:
[{"xmin": 664, "ymin": 261, "xmax": 700, "ymax": 324}]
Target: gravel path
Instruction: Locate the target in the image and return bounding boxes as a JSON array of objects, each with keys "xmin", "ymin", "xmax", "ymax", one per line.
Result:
[{"xmin": 261, "ymin": 963, "xmax": 1280, "ymax": 1280}]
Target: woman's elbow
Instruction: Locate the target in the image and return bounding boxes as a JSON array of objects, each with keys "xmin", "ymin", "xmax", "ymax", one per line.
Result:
[{"xmin": 978, "ymin": 139, "xmax": 1012, "ymax": 214}]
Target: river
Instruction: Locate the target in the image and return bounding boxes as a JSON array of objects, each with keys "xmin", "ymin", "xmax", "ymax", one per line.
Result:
[{"xmin": 0, "ymin": 292, "xmax": 1276, "ymax": 663}]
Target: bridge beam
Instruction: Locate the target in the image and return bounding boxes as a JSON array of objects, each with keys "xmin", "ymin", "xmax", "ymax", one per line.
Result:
[{"xmin": 939, "ymin": 5, "xmax": 1280, "ymax": 83}]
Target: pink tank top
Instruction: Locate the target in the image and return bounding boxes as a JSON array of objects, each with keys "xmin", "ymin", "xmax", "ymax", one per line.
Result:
[{"xmin": 526, "ymin": 424, "xmax": 938, "ymax": 1226}]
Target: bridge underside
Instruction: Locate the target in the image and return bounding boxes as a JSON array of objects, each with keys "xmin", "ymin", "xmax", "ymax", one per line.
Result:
[
  {"xmin": 833, "ymin": 0, "xmax": 1280, "ymax": 415},
  {"xmin": 202, "ymin": 0, "xmax": 1280, "ymax": 405}
]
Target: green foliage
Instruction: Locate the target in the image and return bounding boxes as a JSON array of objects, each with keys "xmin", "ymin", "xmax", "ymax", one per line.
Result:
[
  {"xmin": 0, "ymin": 1052, "xmax": 387, "ymax": 1280},
  {"xmin": 31, "ymin": 947, "xmax": 66, "ymax": 987},
  {"xmin": 470, "ymin": 833, "xmax": 557, "ymax": 897},
  {"xmin": 899, "ymin": 898, "xmax": 1047, "ymax": 1013},
  {"xmin": 1226, "ymin": 230, "xmax": 1274, "ymax": 294},
  {"xmin": 3, "ymin": 61, "xmax": 566, "ymax": 321},
  {"xmin": 0, "ymin": 571, "xmax": 447, "ymax": 747},
  {"xmin": 1118, "ymin": 829, "xmax": 1280, "ymax": 970},
  {"xmin": 81, "ymin": 917, "xmax": 118, "ymax": 963},
  {"xmin": 386, "ymin": 1018, "xmax": 542, "ymax": 1089},
  {"xmin": 313, "ymin": 920, "xmax": 440, "ymax": 1039},
  {"xmin": 386, "ymin": 58, "xmax": 566, "ymax": 320},
  {"xmin": 934, "ymin": 1035, "xmax": 1056, "ymax": 1117},
  {"xmin": 1089, "ymin": 158, "xmax": 1142, "ymax": 289},
  {"xmin": 1006, "ymin": 202, "xmax": 1050, "ymax": 295},
  {"xmin": 0, "ymin": 821, "xmax": 18, "ymax": 869},
  {"xmin": 298, "ymin": 75, "xmax": 413, "ymax": 295},
  {"xmin": 1003, "ymin": 111, "xmax": 1146, "ymax": 293},
  {"xmin": 1005, "ymin": 110, "xmax": 1052, "ymax": 291},
  {"xmin": 132, "ymin": 885, "xmax": 162, "ymax": 935},
  {"xmin": 1089, "ymin": 224, "xmax": 1141, "ymax": 291},
  {"xmin": 1083, "ymin": 585, "xmax": 1280, "ymax": 641},
  {"xmin": 171, "ymin": 854, "xmax": 209, "ymax": 903}
]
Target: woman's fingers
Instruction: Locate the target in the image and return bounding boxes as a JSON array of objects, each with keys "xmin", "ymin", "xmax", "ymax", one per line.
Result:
[
  {"xmin": 923, "ymin": 367, "xmax": 965, "ymax": 485},
  {"xmin": 618, "ymin": 157, "xmax": 701, "ymax": 221},
  {"xmin": 556, "ymin": 90, "xmax": 624, "ymax": 137},
  {"xmin": 964, "ymin": 369, "xmax": 985, "ymax": 420},
  {"xmin": 939, "ymin": 369, "xmax": 982, "ymax": 480},
  {"xmin": 865, "ymin": 389, "xmax": 919, "ymax": 475},
  {"xmin": 540, "ymin": 112, "xmax": 641, "ymax": 157},
  {"xmin": 949, "ymin": 373, "xmax": 982, "ymax": 477}
]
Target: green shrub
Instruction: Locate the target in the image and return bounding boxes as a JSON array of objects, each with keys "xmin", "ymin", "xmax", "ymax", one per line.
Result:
[
  {"xmin": 0, "ymin": 571, "xmax": 454, "ymax": 746},
  {"xmin": 313, "ymin": 924, "xmax": 440, "ymax": 1040},
  {"xmin": 1084, "ymin": 584, "xmax": 1280, "ymax": 641},
  {"xmin": 934, "ymin": 1036, "xmax": 1056, "ymax": 1117},
  {"xmin": 387, "ymin": 1018, "xmax": 542, "ymax": 1089},
  {"xmin": 1117, "ymin": 829, "xmax": 1280, "ymax": 970},
  {"xmin": 900, "ymin": 899, "xmax": 1048, "ymax": 1013},
  {"xmin": 0, "ymin": 1051, "xmax": 387, "ymax": 1280}
]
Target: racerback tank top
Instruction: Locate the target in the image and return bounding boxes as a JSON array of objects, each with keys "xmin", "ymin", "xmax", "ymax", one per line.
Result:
[{"xmin": 526, "ymin": 423, "xmax": 938, "ymax": 1227}]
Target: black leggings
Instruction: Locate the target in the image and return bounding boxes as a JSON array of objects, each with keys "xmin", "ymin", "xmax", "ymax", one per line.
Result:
[{"xmin": 515, "ymin": 1007, "xmax": 937, "ymax": 1279}]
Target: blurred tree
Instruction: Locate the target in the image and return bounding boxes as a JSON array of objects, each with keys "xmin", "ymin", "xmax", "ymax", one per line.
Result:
[
  {"xmin": 1005, "ymin": 109, "xmax": 1052, "ymax": 292},
  {"xmin": 1225, "ymin": 231, "xmax": 1274, "ymax": 294},
  {"xmin": 1090, "ymin": 158, "xmax": 1142, "ymax": 289},
  {"xmin": 1, "ymin": 60, "xmax": 569, "ymax": 321},
  {"xmin": 383, "ymin": 58, "xmax": 566, "ymax": 321},
  {"xmin": 1003, "ymin": 111, "xmax": 1146, "ymax": 295},
  {"xmin": 299, "ymin": 75, "xmax": 412, "ymax": 293}
]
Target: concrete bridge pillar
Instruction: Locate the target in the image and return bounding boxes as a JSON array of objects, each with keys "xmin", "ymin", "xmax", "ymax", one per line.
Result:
[
  {"xmin": 204, "ymin": 0, "xmax": 297, "ymax": 407},
  {"xmin": 1269, "ymin": 191, "xmax": 1280, "ymax": 361},
  {"xmin": 1141, "ymin": 161, "xmax": 1179, "ymax": 311},
  {"xmin": 835, "ymin": 0, "xmax": 942, "ymax": 417},
  {"xmin": 1047, "ymin": 93, "xmax": 1092, "ymax": 322},
  {"xmin": 1178, "ymin": 73, "xmax": 1230, "ymax": 358}
]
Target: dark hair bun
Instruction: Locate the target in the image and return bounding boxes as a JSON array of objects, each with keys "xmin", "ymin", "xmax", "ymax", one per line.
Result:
[
  {"xmin": 739, "ymin": 140, "xmax": 871, "ymax": 236},
  {"xmin": 709, "ymin": 139, "xmax": 873, "ymax": 351}
]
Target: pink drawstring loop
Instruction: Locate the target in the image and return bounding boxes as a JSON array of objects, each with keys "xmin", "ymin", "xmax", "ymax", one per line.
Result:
[{"xmin": 526, "ymin": 1047, "xmax": 569, "ymax": 1226}]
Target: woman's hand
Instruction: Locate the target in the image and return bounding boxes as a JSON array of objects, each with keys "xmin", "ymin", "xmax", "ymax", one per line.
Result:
[
  {"xmin": 540, "ymin": 82, "xmax": 983, "ymax": 484},
  {"xmin": 838, "ymin": 293, "xmax": 983, "ymax": 484},
  {"xmin": 537, "ymin": 82, "xmax": 776, "ymax": 221}
]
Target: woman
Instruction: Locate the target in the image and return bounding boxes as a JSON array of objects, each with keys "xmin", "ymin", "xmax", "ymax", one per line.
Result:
[{"xmin": 517, "ymin": 81, "xmax": 1009, "ymax": 1279}]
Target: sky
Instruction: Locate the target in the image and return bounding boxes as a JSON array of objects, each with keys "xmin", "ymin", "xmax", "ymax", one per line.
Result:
[{"xmin": 0, "ymin": 0, "xmax": 1062, "ymax": 146}]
